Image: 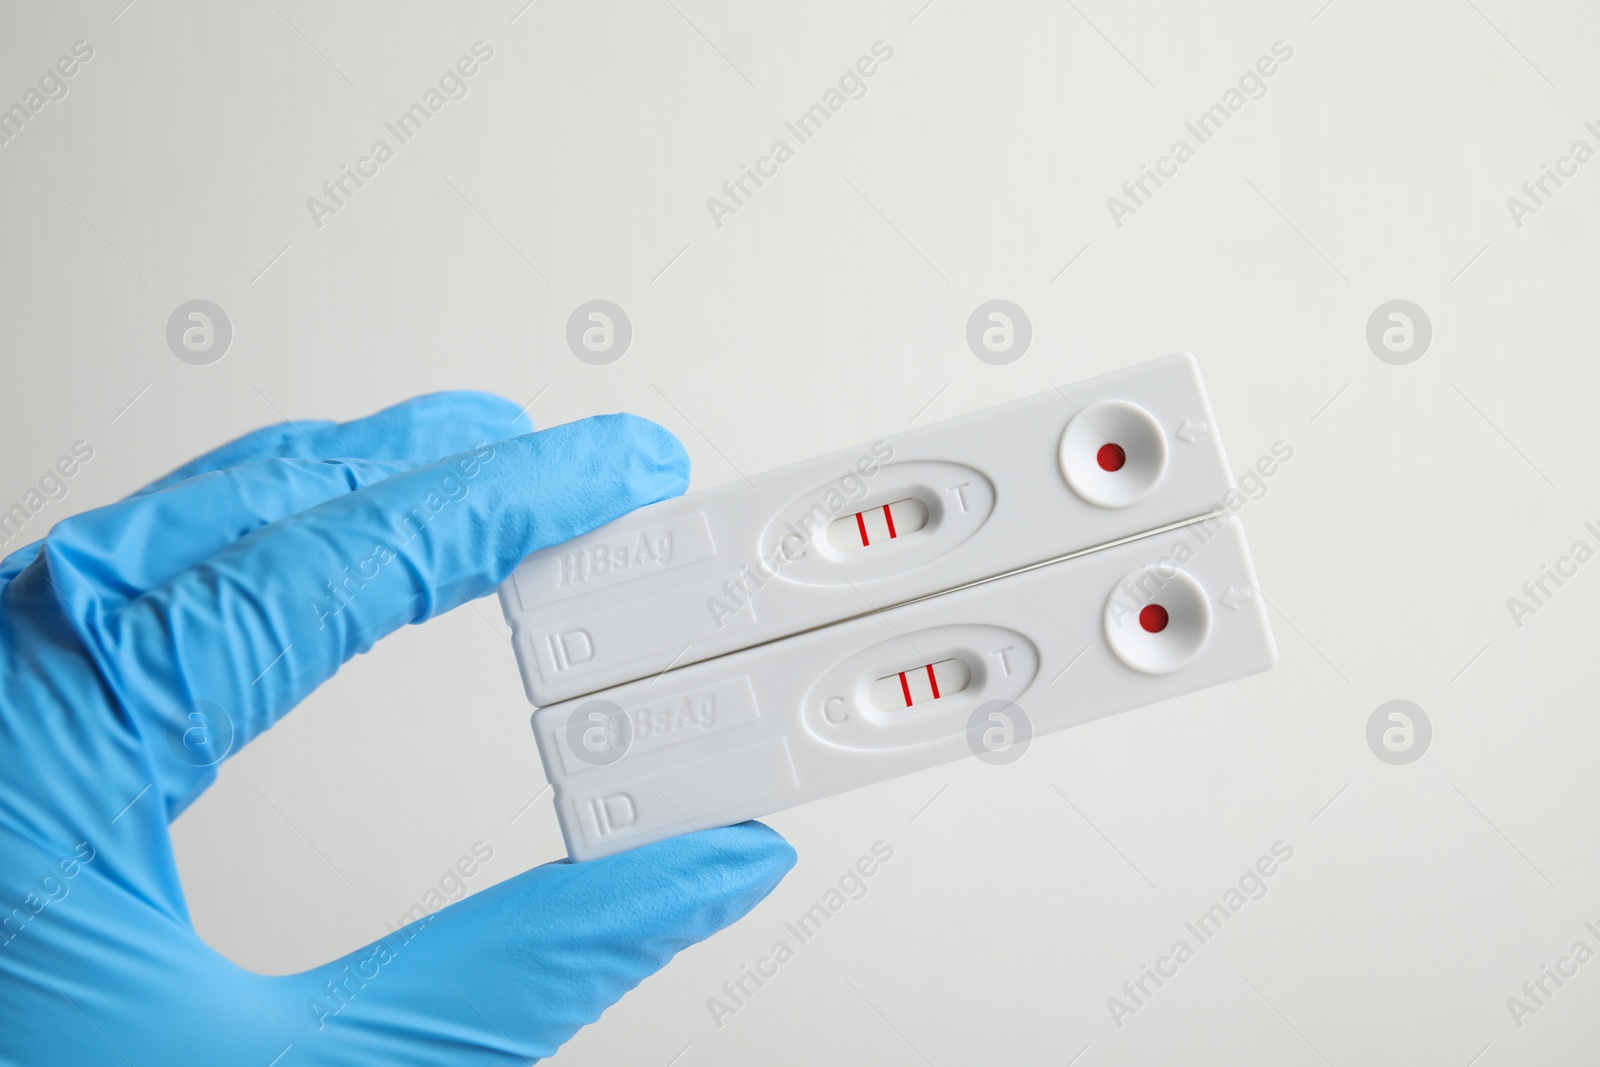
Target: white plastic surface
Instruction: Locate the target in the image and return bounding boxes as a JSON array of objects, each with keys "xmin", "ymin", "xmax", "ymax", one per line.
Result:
[
  {"xmin": 533, "ymin": 517, "xmax": 1276, "ymax": 860},
  {"xmin": 498, "ymin": 352, "xmax": 1234, "ymax": 706}
]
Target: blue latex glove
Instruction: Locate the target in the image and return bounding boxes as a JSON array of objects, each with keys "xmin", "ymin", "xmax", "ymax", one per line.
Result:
[{"xmin": 0, "ymin": 392, "xmax": 794, "ymax": 1065}]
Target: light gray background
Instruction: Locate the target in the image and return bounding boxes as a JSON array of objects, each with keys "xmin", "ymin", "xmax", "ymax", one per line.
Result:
[{"xmin": 2, "ymin": 1, "xmax": 1595, "ymax": 1064}]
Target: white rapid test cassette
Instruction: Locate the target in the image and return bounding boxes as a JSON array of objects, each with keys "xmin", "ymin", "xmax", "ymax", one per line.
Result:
[{"xmin": 498, "ymin": 353, "xmax": 1277, "ymax": 860}]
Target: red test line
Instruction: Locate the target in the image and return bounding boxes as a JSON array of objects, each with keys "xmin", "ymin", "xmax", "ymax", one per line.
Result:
[
  {"xmin": 898, "ymin": 671, "xmax": 913, "ymax": 707},
  {"xmin": 925, "ymin": 663, "xmax": 940, "ymax": 699},
  {"xmin": 856, "ymin": 511, "xmax": 870, "ymax": 546},
  {"xmin": 883, "ymin": 503, "xmax": 898, "ymax": 539}
]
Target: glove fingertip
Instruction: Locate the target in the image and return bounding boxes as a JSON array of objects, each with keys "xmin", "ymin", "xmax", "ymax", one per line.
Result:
[
  {"xmin": 630, "ymin": 822, "xmax": 797, "ymax": 929},
  {"xmin": 539, "ymin": 412, "xmax": 691, "ymax": 506},
  {"xmin": 619, "ymin": 412, "xmax": 691, "ymax": 501},
  {"xmin": 695, "ymin": 820, "xmax": 798, "ymax": 881}
]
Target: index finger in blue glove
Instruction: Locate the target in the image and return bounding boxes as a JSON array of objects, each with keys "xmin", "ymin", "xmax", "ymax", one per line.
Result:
[
  {"xmin": 95, "ymin": 414, "xmax": 687, "ymax": 772},
  {"xmin": 131, "ymin": 390, "xmax": 535, "ymax": 498},
  {"xmin": 0, "ymin": 391, "xmax": 536, "ymax": 584},
  {"xmin": 45, "ymin": 456, "xmax": 409, "ymax": 612}
]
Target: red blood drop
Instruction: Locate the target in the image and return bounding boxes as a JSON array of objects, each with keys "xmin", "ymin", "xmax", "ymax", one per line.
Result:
[
  {"xmin": 1097, "ymin": 443, "xmax": 1127, "ymax": 472},
  {"xmin": 1139, "ymin": 604, "xmax": 1169, "ymax": 633}
]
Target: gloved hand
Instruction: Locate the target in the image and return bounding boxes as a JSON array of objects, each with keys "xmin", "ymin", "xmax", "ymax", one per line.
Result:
[{"xmin": 0, "ymin": 392, "xmax": 795, "ymax": 1065}]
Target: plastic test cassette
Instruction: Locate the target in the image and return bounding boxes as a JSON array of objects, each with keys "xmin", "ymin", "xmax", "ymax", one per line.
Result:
[
  {"xmin": 498, "ymin": 353, "xmax": 1278, "ymax": 860},
  {"xmin": 503, "ymin": 352, "xmax": 1234, "ymax": 706}
]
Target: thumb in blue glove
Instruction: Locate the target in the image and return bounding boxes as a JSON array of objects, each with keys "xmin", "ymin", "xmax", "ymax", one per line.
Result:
[{"xmin": 0, "ymin": 391, "xmax": 795, "ymax": 1065}]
